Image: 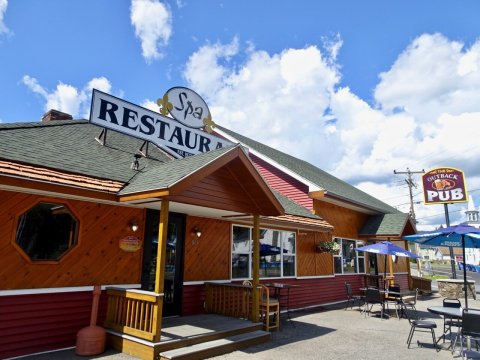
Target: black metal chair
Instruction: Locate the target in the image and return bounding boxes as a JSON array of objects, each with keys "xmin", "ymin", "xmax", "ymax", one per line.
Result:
[
  {"xmin": 364, "ymin": 287, "xmax": 385, "ymax": 318},
  {"xmin": 398, "ymin": 288, "xmax": 419, "ymax": 319},
  {"xmin": 404, "ymin": 304, "xmax": 438, "ymax": 350},
  {"xmin": 443, "ymin": 298, "xmax": 462, "ymax": 342},
  {"xmin": 344, "ymin": 282, "xmax": 363, "ymax": 310},
  {"xmin": 459, "ymin": 308, "xmax": 480, "ymax": 359},
  {"xmin": 384, "ymin": 284, "xmax": 401, "ymax": 318}
]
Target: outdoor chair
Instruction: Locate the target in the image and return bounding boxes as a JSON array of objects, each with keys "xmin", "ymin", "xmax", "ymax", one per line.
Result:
[
  {"xmin": 404, "ymin": 305, "xmax": 438, "ymax": 350},
  {"xmin": 242, "ymin": 281, "xmax": 280, "ymax": 331},
  {"xmin": 242, "ymin": 280, "xmax": 253, "ymax": 318},
  {"xmin": 364, "ymin": 287, "xmax": 385, "ymax": 319},
  {"xmin": 384, "ymin": 284, "xmax": 401, "ymax": 319},
  {"xmin": 398, "ymin": 288, "xmax": 419, "ymax": 319},
  {"xmin": 443, "ymin": 298, "xmax": 462, "ymax": 342},
  {"xmin": 259, "ymin": 284, "xmax": 280, "ymax": 332},
  {"xmin": 456, "ymin": 308, "xmax": 480, "ymax": 359},
  {"xmin": 344, "ymin": 282, "xmax": 363, "ymax": 311}
]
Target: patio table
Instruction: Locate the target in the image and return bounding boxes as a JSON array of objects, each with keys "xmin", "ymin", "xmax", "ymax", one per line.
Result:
[
  {"xmin": 427, "ymin": 306, "xmax": 463, "ymax": 350},
  {"xmin": 265, "ymin": 283, "xmax": 299, "ymax": 324}
]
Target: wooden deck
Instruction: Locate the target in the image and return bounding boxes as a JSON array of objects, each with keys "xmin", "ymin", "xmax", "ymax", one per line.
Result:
[{"xmin": 106, "ymin": 314, "xmax": 270, "ymax": 360}]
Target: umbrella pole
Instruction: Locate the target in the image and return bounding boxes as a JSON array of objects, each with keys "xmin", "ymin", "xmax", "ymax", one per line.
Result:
[
  {"xmin": 384, "ymin": 255, "xmax": 387, "ymax": 289},
  {"xmin": 462, "ymin": 235, "xmax": 468, "ymax": 308}
]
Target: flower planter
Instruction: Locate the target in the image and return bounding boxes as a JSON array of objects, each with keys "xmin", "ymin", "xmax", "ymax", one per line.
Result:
[{"xmin": 316, "ymin": 241, "xmax": 340, "ymax": 255}]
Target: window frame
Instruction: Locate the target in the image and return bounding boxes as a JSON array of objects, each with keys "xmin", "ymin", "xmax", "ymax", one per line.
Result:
[
  {"xmin": 333, "ymin": 237, "xmax": 366, "ymax": 275},
  {"xmin": 13, "ymin": 199, "xmax": 80, "ymax": 264},
  {"xmin": 231, "ymin": 224, "xmax": 297, "ymax": 280}
]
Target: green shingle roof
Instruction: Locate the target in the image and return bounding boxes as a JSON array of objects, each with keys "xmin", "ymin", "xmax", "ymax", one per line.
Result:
[
  {"xmin": 119, "ymin": 145, "xmax": 236, "ymax": 195},
  {"xmin": 0, "ymin": 120, "xmax": 171, "ymax": 183},
  {"xmin": 218, "ymin": 126, "xmax": 399, "ymax": 214},
  {"xmin": 359, "ymin": 213, "xmax": 411, "ymax": 236},
  {"xmin": 272, "ymin": 189, "xmax": 320, "ymax": 219}
]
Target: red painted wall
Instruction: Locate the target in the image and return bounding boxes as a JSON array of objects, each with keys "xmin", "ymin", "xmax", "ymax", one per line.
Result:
[
  {"xmin": 181, "ymin": 274, "xmax": 411, "ymax": 317},
  {"xmin": 251, "ymin": 154, "xmax": 313, "ymax": 211},
  {"xmin": 0, "ymin": 290, "xmax": 107, "ymax": 359}
]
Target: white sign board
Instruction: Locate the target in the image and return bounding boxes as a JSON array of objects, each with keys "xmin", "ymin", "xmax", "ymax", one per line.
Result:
[{"xmin": 89, "ymin": 89, "xmax": 232, "ymax": 157}]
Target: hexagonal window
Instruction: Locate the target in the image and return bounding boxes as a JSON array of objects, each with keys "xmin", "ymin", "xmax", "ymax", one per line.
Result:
[{"xmin": 16, "ymin": 202, "xmax": 78, "ymax": 261}]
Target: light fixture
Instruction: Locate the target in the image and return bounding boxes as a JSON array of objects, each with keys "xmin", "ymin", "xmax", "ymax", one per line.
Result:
[
  {"xmin": 192, "ymin": 226, "xmax": 202, "ymax": 238},
  {"xmin": 131, "ymin": 154, "xmax": 141, "ymax": 171},
  {"xmin": 130, "ymin": 221, "xmax": 139, "ymax": 232}
]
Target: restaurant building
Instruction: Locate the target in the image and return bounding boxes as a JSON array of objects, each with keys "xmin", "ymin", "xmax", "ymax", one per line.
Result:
[{"xmin": 0, "ymin": 91, "xmax": 415, "ymax": 359}]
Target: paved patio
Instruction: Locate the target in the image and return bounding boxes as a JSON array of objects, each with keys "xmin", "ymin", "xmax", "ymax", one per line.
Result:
[{"xmin": 24, "ymin": 291, "xmax": 480, "ymax": 360}]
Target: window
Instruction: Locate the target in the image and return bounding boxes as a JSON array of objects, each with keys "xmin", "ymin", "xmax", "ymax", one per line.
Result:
[
  {"xmin": 333, "ymin": 238, "xmax": 365, "ymax": 274},
  {"xmin": 231, "ymin": 225, "xmax": 296, "ymax": 279},
  {"xmin": 16, "ymin": 202, "xmax": 78, "ymax": 261}
]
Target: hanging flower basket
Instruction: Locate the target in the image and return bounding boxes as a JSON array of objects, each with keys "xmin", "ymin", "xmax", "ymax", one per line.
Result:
[{"xmin": 317, "ymin": 241, "xmax": 340, "ymax": 254}]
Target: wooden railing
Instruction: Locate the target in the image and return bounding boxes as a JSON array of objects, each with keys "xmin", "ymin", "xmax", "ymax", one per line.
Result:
[
  {"xmin": 409, "ymin": 275, "xmax": 432, "ymax": 295},
  {"xmin": 104, "ymin": 287, "xmax": 163, "ymax": 341},
  {"xmin": 204, "ymin": 282, "xmax": 253, "ymax": 320}
]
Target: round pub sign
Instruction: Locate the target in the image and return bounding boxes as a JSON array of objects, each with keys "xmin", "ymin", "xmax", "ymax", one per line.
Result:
[{"xmin": 422, "ymin": 167, "xmax": 468, "ymax": 205}]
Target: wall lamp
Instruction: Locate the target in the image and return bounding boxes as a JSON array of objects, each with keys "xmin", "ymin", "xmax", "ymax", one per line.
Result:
[
  {"xmin": 192, "ymin": 226, "xmax": 202, "ymax": 238},
  {"xmin": 130, "ymin": 221, "xmax": 139, "ymax": 232}
]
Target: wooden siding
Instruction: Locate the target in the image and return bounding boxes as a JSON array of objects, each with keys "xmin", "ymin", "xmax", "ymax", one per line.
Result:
[
  {"xmin": 170, "ymin": 158, "xmax": 281, "ymax": 215},
  {"xmin": 183, "ymin": 216, "xmax": 231, "ymax": 282},
  {"xmin": 0, "ymin": 290, "xmax": 108, "ymax": 359},
  {"xmin": 297, "ymin": 231, "xmax": 334, "ymax": 276},
  {"xmin": 314, "ymin": 201, "xmax": 368, "ymax": 239},
  {"xmin": 0, "ymin": 190, "xmax": 144, "ymax": 289},
  {"xmin": 251, "ymin": 154, "xmax": 313, "ymax": 210}
]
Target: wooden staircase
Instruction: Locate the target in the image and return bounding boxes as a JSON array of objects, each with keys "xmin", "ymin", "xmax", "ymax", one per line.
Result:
[{"xmin": 106, "ymin": 314, "xmax": 270, "ymax": 360}]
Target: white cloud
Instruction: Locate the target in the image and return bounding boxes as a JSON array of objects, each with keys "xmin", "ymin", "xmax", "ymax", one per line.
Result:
[
  {"xmin": 374, "ymin": 34, "xmax": 480, "ymax": 122},
  {"xmin": 130, "ymin": 0, "xmax": 172, "ymax": 62},
  {"xmin": 140, "ymin": 99, "xmax": 159, "ymax": 111},
  {"xmin": 0, "ymin": 0, "xmax": 10, "ymax": 35},
  {"xmin": 183, "ymin": 34, "xmax": 480, "ymax": 230},
  {"xmin": 22, "ymin": 75, "xmax": 112, "ymax": 119},
  {"xmin": 184, "ymin": 39, "xmax": 342, "ymax": 168}
]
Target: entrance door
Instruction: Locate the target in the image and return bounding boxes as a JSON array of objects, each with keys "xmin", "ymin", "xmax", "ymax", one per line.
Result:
[{"xmin": 142, "ymin": 209, "xmax": 185, "ymax": 317}]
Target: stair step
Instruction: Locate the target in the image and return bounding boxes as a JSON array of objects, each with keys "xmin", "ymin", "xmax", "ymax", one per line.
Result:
[{"xmin": 159, "ymin": 330, "xmax": 270, "ymax": 360}]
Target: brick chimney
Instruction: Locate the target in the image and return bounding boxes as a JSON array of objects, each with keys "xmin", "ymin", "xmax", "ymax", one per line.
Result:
[{"xmin": 41, "ymin": 109, "xmax": 73, "ymax": 122}]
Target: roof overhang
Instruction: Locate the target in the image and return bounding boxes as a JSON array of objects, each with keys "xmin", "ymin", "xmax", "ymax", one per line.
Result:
[
  {"xmin": 0, "ymin": 146, "xmax": 284, "ymax": 218},
  {"xmin": 227, "ymin": 214, "xmax": 333, "ymax": 233},
  {"xmin": 118, "ymin": 145, "xmax": 284, "ymax": 216}
]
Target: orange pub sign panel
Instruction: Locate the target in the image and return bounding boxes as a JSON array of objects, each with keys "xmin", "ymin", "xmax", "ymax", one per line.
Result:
[{"xmin": 422, "ymin": 167, "xmax": 468, "ymax": 205}]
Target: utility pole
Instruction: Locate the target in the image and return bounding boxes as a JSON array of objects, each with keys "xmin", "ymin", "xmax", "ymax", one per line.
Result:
[
  {"xmin": 394, "ymin": 168, "xmax": 425, "ymax": 277},
  {"xmin": 393, "ymin": 168, "xmax": 425, "ymax": 223}
]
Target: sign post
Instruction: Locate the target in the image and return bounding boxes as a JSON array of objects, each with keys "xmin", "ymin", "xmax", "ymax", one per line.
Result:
[{"xmin": 422, "ymin": 167, "xmax": 468, "ymax": 279}]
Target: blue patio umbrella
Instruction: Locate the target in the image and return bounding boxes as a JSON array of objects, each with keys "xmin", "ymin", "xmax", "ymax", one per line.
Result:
[
  {"xmin": 260, "ymin": 243, "xmax": 282, "ymax": 256},
  {"xmin": 355, "ymin": 241, "xmax": 420, "ymax": 287},
  {"xmin": 403, "ymin": 224, "xmax": 480, "ymax": 308},
  {"xmin": 356, "ymin": 241, "xmax": 420, "ymax": 259},
  {"xmin": 260, "ymin": 244, "xmax": 285, "ymax": 275}
]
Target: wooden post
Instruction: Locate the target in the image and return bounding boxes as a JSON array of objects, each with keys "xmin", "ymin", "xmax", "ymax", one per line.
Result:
[
  {"xmin": 388, "ymin": 255, "xmax": 394, "ymax": 287},
  {"xmin": 153, "ymin": 200, "xmax": 169, "ymax": 342},
  {"xmin": 252, "ymin": 214, "xmax": 260, "ymax": 323}
]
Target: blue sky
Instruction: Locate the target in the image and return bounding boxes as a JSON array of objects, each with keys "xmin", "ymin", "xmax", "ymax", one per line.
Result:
[{"xmin": 1, "ymin": 0, "xmax": 480, "ymax": 229}]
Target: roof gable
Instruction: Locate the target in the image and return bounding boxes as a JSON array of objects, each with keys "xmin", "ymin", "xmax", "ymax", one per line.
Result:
[{"xmin": 119, "ymin": 145, "xmax": 284, "ymax": 216}]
